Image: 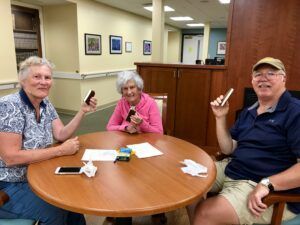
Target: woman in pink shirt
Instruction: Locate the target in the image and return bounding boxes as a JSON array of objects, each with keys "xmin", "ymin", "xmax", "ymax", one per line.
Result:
[{"xmin": 106, "ymin": 71, "xmax": 163, "ymax": 134}]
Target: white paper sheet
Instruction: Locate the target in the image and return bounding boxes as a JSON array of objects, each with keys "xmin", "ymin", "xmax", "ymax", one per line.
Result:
[
  {"xmin": 81, "ymin": 149, "xmax": 118, "ymax": 161},
  {"xmin": 127, "ymin": 142, "xmax": 163, "ymax": 158}
]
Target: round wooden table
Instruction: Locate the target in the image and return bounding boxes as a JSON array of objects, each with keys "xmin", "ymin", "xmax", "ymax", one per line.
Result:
[{"xmin": 28, "ymin": 131, "xmax": 216, "ymax": 217}]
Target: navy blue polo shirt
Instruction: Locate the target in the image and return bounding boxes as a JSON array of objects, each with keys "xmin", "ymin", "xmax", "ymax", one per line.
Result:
[{"xmin": 225, "ymin": 91, "xmax": 300, "ymax": 214}]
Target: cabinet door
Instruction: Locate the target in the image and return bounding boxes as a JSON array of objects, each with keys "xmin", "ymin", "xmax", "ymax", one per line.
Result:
[
  {"xmin": 139, "ymin": 66, "xmax": 177, "ymax": 135},
  {"xmin": 175, "ymin": 69, "xmax": 211, "ymax": 146}
]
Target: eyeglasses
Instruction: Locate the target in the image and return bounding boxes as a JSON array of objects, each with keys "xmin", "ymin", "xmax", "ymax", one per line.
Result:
[{"xmin": 252, "ymin": 71, "xmax": 285, "ymax": 81}]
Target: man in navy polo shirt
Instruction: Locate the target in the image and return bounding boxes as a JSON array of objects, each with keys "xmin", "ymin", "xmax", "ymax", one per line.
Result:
[{"xmin": 191, "ymin": 57, "xmax": 300, "ymax": 225}]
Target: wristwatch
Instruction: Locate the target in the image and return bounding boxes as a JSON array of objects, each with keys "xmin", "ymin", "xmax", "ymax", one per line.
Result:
[{"xmin": 260, "ymin": 178, "xmax": 274, "ymax": 192}]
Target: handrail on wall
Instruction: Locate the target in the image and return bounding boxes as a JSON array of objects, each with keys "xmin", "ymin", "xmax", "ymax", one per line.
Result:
[
  {"xmin": 53, "ymin": 68, "xmax": 136, "ymax": 80},
  {"xmin": 81, "ymin": 68, "xmax": 136, "ymax": 79},
  {"xmin": 0, "ymin": 81, "xmax": 19, "ymax": 90}
]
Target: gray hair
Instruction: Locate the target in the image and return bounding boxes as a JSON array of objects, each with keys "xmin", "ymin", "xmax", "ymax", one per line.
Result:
[
  {"xmin": 116, "ymin": 71, "xmax": 144, "ymax": 94},
  {"xmin": 18, "ymin": 56, "xmax": 54, "ymax": 81}
]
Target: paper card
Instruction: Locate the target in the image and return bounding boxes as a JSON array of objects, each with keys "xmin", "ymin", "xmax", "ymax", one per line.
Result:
[
  {"xmin": 126, "ymin": 142, "xmax": 163, "ymax": 158},
  {"xmin": 81, "ymin": 149, "xmax": 117, "ymax": 161}
]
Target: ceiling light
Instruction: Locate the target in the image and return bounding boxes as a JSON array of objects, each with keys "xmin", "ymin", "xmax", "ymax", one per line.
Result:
[
  {"xmin": 143, "ymin": 5, "xmax": 175, "ymax": 12},
  {"xmin": 170, "ymin": 17, "xmax": 193, "ymax": 21},
  {"xmin": 218, "ymin": 0, "xmax": 230, "ymax": 4},
  {"xmin": 187, "ymin": 23, "xmax": 205, "ymax": 27}
]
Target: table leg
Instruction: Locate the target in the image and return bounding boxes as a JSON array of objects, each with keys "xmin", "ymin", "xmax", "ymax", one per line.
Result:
[{"xmin": 115, "ymin": 217, "xmax": 132, "ymax": 225}]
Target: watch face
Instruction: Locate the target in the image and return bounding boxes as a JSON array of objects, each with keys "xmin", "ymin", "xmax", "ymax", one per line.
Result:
[
  {"xmin": 260, "ymin": 178, "xmax": 274, "ymax": 191},
  {"xmin": 261, "ymin": 178, "xmax": 270, "ymax": 186}
]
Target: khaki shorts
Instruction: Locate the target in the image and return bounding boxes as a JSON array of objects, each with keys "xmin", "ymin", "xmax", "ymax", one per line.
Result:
[{"xmin": 211, "ymin": 159, "xmax": 296, "ymax": 225}]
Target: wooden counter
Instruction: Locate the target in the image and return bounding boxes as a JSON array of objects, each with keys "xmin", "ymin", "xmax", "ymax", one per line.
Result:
[{"xmin": 135, "ymin": 62, "xmax": 227, "ymax": 155}]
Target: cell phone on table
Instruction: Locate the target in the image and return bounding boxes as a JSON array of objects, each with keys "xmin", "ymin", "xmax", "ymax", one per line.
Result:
[
  {"xmin": 126, "ymin": 108, "xmax": 136, "ymax": 122},
  {"xmin": 55, "ymin": 167, "xmax": 82, "ymax": 175},
  {"xmin": 221, "ymin": 88, "xmax": 234, "ymax": 106},
  {"xmin": 84, "ymin": 90, "xmax": 95, "ymax": 105}
]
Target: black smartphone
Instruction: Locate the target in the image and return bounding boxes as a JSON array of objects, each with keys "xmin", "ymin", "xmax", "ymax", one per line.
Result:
[
  {"xmin": 55, "ymin": 167, "xmax": 82, "ymax": 175},
  {"xmin": 221, "ymin": 88, "xmax": 234, "ymax": 106},
  {"xmin": 126, "ymin": 109, "xmax": 136, "ymax": 122},
  {"xmin": 84, "ymin": 90, "xmax": 95, "ymax": 105}
]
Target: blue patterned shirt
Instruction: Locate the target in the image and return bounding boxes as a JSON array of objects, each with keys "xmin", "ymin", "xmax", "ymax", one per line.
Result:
[{"xmin": 0, "ymin": 89, "xmax": 58, "ymax": 182}]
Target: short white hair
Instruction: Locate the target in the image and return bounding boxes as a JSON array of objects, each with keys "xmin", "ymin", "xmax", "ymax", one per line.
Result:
[
  {"xmin": 18, "ymin": 56, "xmax": 54, "ymax": 81},
  {"xmin": 116, "ymin": 71, "xmax": 144, "ymax": 94}
]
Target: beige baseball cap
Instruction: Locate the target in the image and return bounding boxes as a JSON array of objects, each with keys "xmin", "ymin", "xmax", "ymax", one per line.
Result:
[{"xmin": 252, "ymin": 57, "xmax": 286, "ymax": 72}]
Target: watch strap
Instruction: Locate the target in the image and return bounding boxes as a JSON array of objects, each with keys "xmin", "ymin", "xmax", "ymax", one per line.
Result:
[{"xmin": 268, "ymin": 182, "xmax": 274, "ymax": 192}]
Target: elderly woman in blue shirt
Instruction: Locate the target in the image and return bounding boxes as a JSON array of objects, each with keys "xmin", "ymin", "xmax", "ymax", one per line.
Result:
[{"xmin": 0, "ymin": 56, "xmax": 97, "ymax": 225}]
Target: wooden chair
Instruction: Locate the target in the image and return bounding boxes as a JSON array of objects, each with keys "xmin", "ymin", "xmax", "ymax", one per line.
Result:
[
  {"xmin": 0, "ymin": 190, "xmax": 37, "ymax": 225},
  {"xmin": 261, "ymin": 193, "xmax": 300, "ymax": 225},
  {"xmin": 146, "ymin": 93, "xmax": 169, "ymax": 224},
  {"xmin": 147, "ymin": 93, "xmax": 168, "ymax": 135}
]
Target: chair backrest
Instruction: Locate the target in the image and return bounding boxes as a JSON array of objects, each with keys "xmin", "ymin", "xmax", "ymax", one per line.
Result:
[
  {"xmin": 0, "ymin": 190, "xmax": 9, "ymax": 206},
  {"xmin": 236, "ymin": 88, "xmax": 300, "ymax": 119},
  {"xmin": 0, "ymin": 190, "xmax": 37, "ymax": 224},
  {"xmin": 147, "ymin": 93, "xmax": 168, "ymax": 134},
  {"xmin": 243, "ymin": 88, "xmax": 300, "ymax": 108}
]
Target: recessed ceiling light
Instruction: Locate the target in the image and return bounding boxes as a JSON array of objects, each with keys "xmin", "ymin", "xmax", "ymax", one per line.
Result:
[
  {"xmin": 170, "ymin": 16, "xmax": 193, "ymax": 21},
  {"xmin": 143, "ymin": 5, "xmax": 175, "ymax": 12},
  {"xmin": 187, "ymin": 23, "xmax": 205, "ymax": 27},
  {"xmin": 218, "ymin": 0, "xmax": 230, "ymax": 4}
]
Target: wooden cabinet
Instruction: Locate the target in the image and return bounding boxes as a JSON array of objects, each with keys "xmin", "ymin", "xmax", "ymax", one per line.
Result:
[
  {"xmin": 139, "ymin": 66, "xmax": 177, "ymax": 135},
  {"xmin": 175, "ymin": 68, "xmax": 211, "ymax": 146},
  {"xmin": 136, "ymin": 63, "xmax": 223, "ymax": 149},
  {"xmin": 11, "ymin": 5, "xmax": 42, "ymax": 67}
]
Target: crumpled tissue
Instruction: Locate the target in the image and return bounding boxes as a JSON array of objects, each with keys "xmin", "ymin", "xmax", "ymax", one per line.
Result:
[
  {"xmin": 82, "ymin": 160, "xmax": 97, "ymax": 177},
  {"xmin": 180, "ymin": 159, "xmax": 208, "ymax": 177}
]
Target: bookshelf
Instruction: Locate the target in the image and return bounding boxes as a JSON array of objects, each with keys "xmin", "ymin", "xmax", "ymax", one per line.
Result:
[{"xmin": 11, "ymin": 5, "xmax": 42, "ymax": 68}]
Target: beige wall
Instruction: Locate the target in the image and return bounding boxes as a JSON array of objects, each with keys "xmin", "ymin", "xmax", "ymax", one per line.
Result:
[
  {"xmin": 43, "ymin": 3, "xmax": 79, "ymax": 73},
  {"xmin": 49, "ymin": 79, "xmax": 81, "ymax": 111},
  {"xmin": 49, "ymin": 0, "xmax": 157, "ymax": 112},
  {"xmin": 76, "ymin": 0, "xmax": 152, "ymax": 73},
  {"xmin": 0, "ymin": 1, "xmax": 18, "ymax": 83},
  {"xmin": 167, "ymin": 31, "xmax": 181, "ymax": 63},
  {"xmin": 81, "ymin": 76, "xmax": 120, "ymax": 107}
]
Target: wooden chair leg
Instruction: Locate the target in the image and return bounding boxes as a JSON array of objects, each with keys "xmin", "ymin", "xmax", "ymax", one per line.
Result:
[
  {"xmin": 151, "ymin": 213, "xmax": 167, "ymax": 225},
  {"xmin": 115, "ymin": 217, "xmax": 132, "ymax": 225},
  {"xmin": 271, "ymin": 203, "xmax": 285, "ymax": 225}
]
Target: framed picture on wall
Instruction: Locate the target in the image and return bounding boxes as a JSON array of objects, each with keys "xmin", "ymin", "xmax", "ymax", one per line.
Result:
[
  {"xmin": 85, "ymin": 33, "xmax": 101, "ymax": 55},
  {"xmin": 143, "ymin": 40, "xmax": 152, "ymax": 55},
  {"xmin": 125, "ymin": 42, "xmax": 132, "ymax": 53},
  {"xmin": 110, "ymin": 35, "xmax": 122, "ymax": 54},
  {"xmin": 217, "ymin": 41, "xmax": 226, "ymax": 55}
]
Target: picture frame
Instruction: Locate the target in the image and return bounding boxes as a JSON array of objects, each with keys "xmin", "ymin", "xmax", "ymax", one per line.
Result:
[
  {"xmin": 84, "ymin": 33, "xmax": 101, "ymax": 55},
  {"xmin": 217, "ymin": 41, "xmax": 226, "ymax": 55},
  {"xmin": 143, "ymin": 40, "xmax": 152, "ymax": 55},
  {"xmin": 125, "ymin": 42, "xmax": 132, "ymax": 53},
  {"xmin": 110, "ymin": 35, "xmax": 122, "ymax": 54}
]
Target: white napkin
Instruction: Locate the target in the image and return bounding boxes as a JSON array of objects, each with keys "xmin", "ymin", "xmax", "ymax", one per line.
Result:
[
  {"xmin": 180, "ymin": 159, "xmax": 208, "ymax": 177},
  {"xmin": 81, "ymin": 160, "xmax": 97, "ymax": 177}
]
